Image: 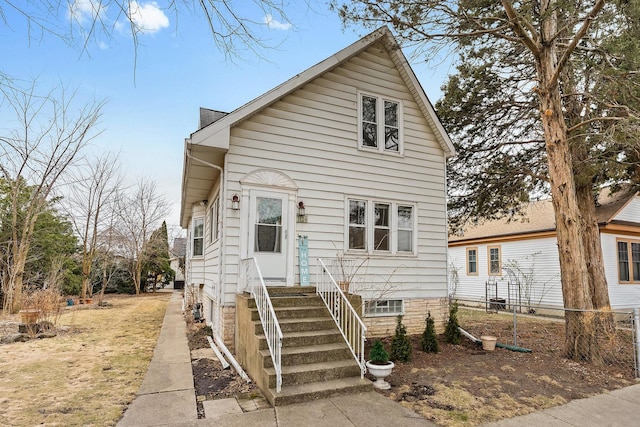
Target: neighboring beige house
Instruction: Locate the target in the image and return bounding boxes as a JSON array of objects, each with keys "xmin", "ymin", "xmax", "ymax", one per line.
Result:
[
  {"xmin": 448, "ymin": 188, "xmax": 640, "ymax": 310},
  {"xmin": 180, "ymin": 27, "xmax": 455, "ymax": 349}
]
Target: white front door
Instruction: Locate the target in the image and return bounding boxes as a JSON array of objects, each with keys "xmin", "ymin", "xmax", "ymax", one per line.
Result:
[{"xmin": 248, "ymin": 191, "xmax": 288, "ymax": 283}]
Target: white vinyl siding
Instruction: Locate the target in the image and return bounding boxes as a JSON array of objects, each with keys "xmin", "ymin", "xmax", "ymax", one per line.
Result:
[
  {"xmin": 613, "ymin": 196, "xmax": 640, "ymax": 222},
  {"xmin": 450, "ymin": 231, "xmax": 640, "ymax": 310},
  {"xmin": 449, "ymin": 238, "xmax": 563, "ymax": 308},
  {"xmin": 218, "ymin": 45, "xmax": 448, "ymax": 304}
]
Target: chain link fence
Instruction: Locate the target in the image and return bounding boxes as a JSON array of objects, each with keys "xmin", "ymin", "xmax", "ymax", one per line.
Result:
[{"xmin": 453, "ymin": 298, "xmax": 638, "ymax": 380}]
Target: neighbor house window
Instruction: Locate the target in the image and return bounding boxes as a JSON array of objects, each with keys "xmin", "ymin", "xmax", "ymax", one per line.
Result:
[
  {"xmin": 359, "ymin": 92, "xmax": 403, "ymax": 154},
  {"xmin": 364, "ymin": 299, "xmax": 403, "ymax": 316},
  {"xmin": 618, "ymin": 239, "xmax": 640, "ymax": 283},
  {"xmin": 346, "ymin": 198, "xmax": 416, "ymax": 254},
  {"xmin": 209, "ymin": 197, "xmax": 219, "ymax": 244},
  {"xmin": 467, "ymin": 247, "xmax": 478, "ymax": 276},
  {"xmin": 488, "ymin": 245, "xmax": 501, "ymax": 275},
  {"xmin": 192, "ymin": 218, "xmax": 204, "ymax": 256}
]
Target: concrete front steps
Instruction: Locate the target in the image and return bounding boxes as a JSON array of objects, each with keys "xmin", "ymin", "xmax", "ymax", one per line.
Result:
[{"xmin": 237, "ymin": 286, "xmax": 372, "ymax": 406}]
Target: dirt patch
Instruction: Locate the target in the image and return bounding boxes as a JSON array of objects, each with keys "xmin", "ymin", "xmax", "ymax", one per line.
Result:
[
  {"xmin": 370, "ymin": 309, "xmax": 635, "ymax": 426},
  {"xmin": 187, "ymin": 323, "xmax": 263, "ymax": 418}
]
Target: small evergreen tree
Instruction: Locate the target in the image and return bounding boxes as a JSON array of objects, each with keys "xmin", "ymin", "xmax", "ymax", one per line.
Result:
[
  {"xmin": 445, "ymin": 302, "xmax": 462, "ymax": 344},
  {"xmin": 390, "ymin": 315, "xmax": 412, "ymax": 362},
  {"xmin": 421, "ymin": 311, "xmax": 439, "ymax": 353},
  {"xmin": 369, "ymin": 339, "xmax": 389, "ymax": 364}
]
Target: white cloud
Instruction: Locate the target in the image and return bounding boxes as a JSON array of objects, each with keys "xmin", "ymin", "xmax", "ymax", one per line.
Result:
[
  {"xmin": 128, "ymin": 1, "xmax": 170, "ymax": 34},
  {"xmin": 68, "ymin": 0, "xmax": 106, "ymax": 24},
  {"xmin": 263, "ymin": 14, "xmax": 291, "ymax": 31}
]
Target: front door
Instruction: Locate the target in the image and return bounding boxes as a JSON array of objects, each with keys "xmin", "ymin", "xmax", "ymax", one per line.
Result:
[{"xmin": 248, "ymin": 192, "xmax": 288, "ymax": 283}]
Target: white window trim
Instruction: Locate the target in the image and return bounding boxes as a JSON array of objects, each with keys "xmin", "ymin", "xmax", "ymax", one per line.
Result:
[
  {"xmin": 357, "ymin": 90, "xmax": 404, "ymax": 155},
  {"xmin": 192, "ymin": 217, "xmax": 204, "ymax": 257},
  {"xmin": 209, "ymin": 197, "xmax": 219, "ymax": 245},
  {"xmin": 345, "ymin": 197, "xmax": 417, "ymax": 256},
  {"xmin": 363, "ymin": 299, "xmax": 404, "ymax": 317}
]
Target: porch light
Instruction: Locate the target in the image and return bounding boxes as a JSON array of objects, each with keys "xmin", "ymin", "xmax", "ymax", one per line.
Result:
[
  {"xmin": 231, "ymin": 194, "xmax": 240, "ymax": 210},
  {"xmin": 297, "ymin": 201, "xmax": 305, "ymax": 216}
]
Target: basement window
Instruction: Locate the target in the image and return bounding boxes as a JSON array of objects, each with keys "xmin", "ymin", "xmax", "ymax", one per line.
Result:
[{"xmin": 364, "ymin": 299, "xmax": 403, "ymax": 316}]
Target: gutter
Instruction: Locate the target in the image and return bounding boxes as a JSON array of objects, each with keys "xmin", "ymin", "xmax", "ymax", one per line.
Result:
[{"xmin": 185, "ymin": 149, "xmax": 226, "ymax": 341}]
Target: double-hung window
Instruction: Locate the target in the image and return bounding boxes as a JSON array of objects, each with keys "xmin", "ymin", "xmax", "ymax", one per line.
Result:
[
  {"xmin": 467, "ymin": 248, "xmax": 478, "ymax": 275},
  {"xmin": 488, "ymin": 246, "xmax": 501, "ymax": 275},
  {"xmin": 618, "ymin": 239, "xmax": 640, "ymax": 283},
  {"xmin": 348, "ymin": 200, "xmax": 367, "ymax": 250},
  {"xmin": 359, "ymin": 92, "xmax": 403, "ymax": 154},
  {"xmin": 192, "ymin": 218, "xmax": 204, "ymax": 257},
  {"xmin": 347, "ymin": 198, "xmax": 415, "ymax": 254}
]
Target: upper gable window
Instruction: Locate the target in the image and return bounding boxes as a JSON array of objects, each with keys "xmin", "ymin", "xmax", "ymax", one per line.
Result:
[{"xmin": 358, "ymin": 92, "xmax": 403, "ymax": 154}]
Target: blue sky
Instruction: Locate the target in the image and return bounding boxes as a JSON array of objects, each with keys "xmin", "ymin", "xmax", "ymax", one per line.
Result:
[{"xmin": 0, "ymin": 1, "xmax": 452, "ymax": 231}]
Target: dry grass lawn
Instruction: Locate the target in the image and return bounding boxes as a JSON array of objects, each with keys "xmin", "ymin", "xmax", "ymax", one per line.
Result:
[{"xmin": 0, "ymin": 293, "xmax": 170, "ymax": 427}]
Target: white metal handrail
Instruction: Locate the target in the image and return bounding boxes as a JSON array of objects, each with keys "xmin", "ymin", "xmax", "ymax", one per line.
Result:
[
  {"xmin": 241, "ymin": 257, "xmax": 283, "ymax": 392},
  {"xmin": 316, "ymin": 258, "xmax": 367, "ymax": 378}
]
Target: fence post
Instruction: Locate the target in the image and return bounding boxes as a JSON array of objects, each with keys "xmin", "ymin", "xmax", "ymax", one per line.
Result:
[{"xmin": 634, "ymin": 308, "xmax": 640, "ymax": 379}]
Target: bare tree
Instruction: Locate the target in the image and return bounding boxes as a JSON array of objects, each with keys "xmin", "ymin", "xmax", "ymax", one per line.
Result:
[
  {"xmin": 64, "ymin": 150, "xmax": 122, "ymax": 300},
  {"xmin": 0, "ymin": 79, "xmax": 102, "ymax": 313},
  {"xmin": 116, "ymin": 177, "xmax": 170, "ymax": 295},
  {"xmin": 0, "ymin": 0, "xmax": 295, "ymax": 60}
]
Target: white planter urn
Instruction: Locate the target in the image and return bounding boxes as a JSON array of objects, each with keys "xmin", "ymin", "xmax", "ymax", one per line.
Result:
[{"xmin": 366, "ymin": 360, "xmax": 395, "ymax": 390}]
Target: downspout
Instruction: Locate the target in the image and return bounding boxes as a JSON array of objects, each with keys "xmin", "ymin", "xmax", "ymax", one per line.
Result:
[{"xmin": 186, "ymin": 148, "xmax": 226, "ymax": 340}]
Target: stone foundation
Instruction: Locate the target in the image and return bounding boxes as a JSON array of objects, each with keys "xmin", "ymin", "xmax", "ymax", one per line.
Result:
[{"xmin": 363, "ymin": 297, "xmax": 448, "ymax": 338}]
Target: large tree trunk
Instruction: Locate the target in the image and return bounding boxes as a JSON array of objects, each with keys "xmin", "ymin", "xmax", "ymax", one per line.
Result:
[
  {"xmin": 561, "ymin": 80, "xmax": 613, "ymax": 320},
  {"xmin": 536, "ymin": 13, "xmax": 600, "ymax": 362}
]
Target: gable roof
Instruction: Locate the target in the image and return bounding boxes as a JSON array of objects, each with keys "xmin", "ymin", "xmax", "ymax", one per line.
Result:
[
  {"xmin": 181, "ymin": 26, "xmax": 456, "ymax": 227},
  {"xmin": 189, "ymin": 26, "xmax": 455, "ymax": 157},
  {"xmin": 449, "ymin": 188, "xmax": 639, "ymax": 245}
]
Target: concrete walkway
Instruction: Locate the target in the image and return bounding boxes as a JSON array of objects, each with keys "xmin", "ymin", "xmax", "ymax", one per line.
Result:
[
  {"xmin": 118, "ymin": 290, "xmax": 640, "ymax": 426},
  {"xmin": 483, "ymin": 383, "xmax": 640, "ymax": 427},
  {"xmin": 117, "ymin": 290, "xmax": 197, "ymax": 426}
]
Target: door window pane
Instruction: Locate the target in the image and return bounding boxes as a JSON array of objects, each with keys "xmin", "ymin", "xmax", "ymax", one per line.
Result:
[{"xmin": 254, "ymin": 197, "xmax": 282, "ymax": 253}]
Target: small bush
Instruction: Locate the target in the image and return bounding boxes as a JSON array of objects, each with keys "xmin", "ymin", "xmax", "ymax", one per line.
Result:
[
  {"xmin": 421, "ymin": 311, "xmax": 439, "ymax": 353},
  {"xmin": 445, "ymin": 302, "xmax": 462, "ymax": 345},
  {"xmin": 390, "ymin": 315, "xmax": 412, "ymax": 362},
  {"xmin": 369, "ymin": 339, "xmax": 389, "ymax": 364}
]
